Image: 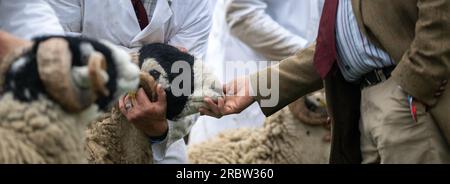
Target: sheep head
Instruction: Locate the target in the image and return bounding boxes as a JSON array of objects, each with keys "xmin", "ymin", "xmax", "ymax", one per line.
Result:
[
  {"xmin": 137, "ymin": 43, "xmax": 223, "ymax": 120},
  {"xmin": 288, "ymin": 90, "xmax": 328, "ymax": 126},
  {"xmin": 0, "ymin": 36, "xmax": 140, "ymax": 113}
]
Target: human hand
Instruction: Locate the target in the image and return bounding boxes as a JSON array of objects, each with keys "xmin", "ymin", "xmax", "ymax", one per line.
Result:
[
  {"xmin": 119, "ymin": 85, "xmax": 168, "ymax": 137},
  {"xmin": 407, "ymin": 79, "xmax": 448, "ymax": 110},
  {"xmin": 0, "ymin": 31, "xmax": 32, "ymax": 62},
  {"xmin": 174, "ymin": 46, "xmax": 188, "ymax": 53},
  {"xmin": 322, "ymin": 117, "xmax": 332, "ymax": 143},
  {"xmin": 199, "ymin": 77, "xmax": 255, "ymax": 118}
]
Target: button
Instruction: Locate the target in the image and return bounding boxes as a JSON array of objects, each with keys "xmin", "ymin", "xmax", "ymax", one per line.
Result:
[
  {"xmin": 435, "ymin": 92, "xmax": 442, "ymax": 97},
  {"xmin": 443, "ymin": 80, "xmax": 448, "ymax": 85},
  {"xmin": 439, "ymin": 86, "xmax": 446, "ymax": 91}
]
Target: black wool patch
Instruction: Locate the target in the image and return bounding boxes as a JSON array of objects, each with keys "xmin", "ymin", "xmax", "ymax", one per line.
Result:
[
  {"xmin": 3, "ymin": 52, "xmax": 43, "ymax": 102},
  {"xmin": 139, "ymin": 43, "xmax": 195, "ymax": 120},
  {"xmin": 3, "ymin": 36, "xmax": 118, "ymax": 111}
]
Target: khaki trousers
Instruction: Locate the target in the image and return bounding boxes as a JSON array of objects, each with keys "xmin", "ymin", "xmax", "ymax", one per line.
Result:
[{"xmin": 360, "ymin": 79, "xmax": 450, "ymax": 164}]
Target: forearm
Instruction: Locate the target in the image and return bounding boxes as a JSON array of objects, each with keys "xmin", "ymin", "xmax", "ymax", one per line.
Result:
[
  {"xmin": 0, "ymin": 0, "xmax": 64, "ymax": 40},
  {"xmin": 391, "ymin": 0, "xmax": 450, "ymax": 107},
  {"xmin": 226, "ymin": 0, "xmax": 308, "ymax": 61},
  {"xmin": 0, "ymin": 31, "xmax": 32, "ymax": 62},
  {"xmin": 250, "ymin": 44, "xmax": 323, "ymax": 116}
]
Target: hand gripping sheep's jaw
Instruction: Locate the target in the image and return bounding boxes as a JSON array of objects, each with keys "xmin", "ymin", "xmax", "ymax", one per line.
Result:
[
  {"xmin": 0, "ymin": 36, "xmax": 140, "ymax": 113},
  {"xmin": 138, "ymin": 43, "xmax": 223, "ymax": 121},
  {"xmin": 178, "ymin": 60, "xmax": 223, "ymax": 119}
]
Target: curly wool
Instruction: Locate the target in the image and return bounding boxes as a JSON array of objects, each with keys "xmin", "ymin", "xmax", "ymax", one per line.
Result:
[
  {"xmin": 85, "ymin": 107, "xmax": 153, "ymax": 164},
  {"xmin": 0, "ymin": 93, "xmax": 94, "ymax": 164},
  {"xmin": 0, "ymin": 93, "xmax": 152, "ymax": 164},
  {"xmin": 188, "ymin": 107, "xmax": 330, "ymax": 164}
]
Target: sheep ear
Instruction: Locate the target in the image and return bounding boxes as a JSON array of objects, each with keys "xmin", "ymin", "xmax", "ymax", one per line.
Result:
[
  {"xmin": 139, "ymin": 71, "xmax": 158, "ymax": 102},
  {"xmin": 88, "ymin": 51, "xmax": 110, "ymax": 97}
]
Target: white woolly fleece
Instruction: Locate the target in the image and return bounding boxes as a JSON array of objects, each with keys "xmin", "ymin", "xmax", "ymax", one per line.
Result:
[
  {"xmin": 0, "ymin": 93, "xmax": 98, "ymax": 164},
  {"xmin": 100, "ymin": 40, "xmax": 140, "ymax": 100}
]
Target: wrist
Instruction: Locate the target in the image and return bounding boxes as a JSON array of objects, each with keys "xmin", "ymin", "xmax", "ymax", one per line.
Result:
[
  {"xmin": 143, "ymin": 119, "xmax": 168, "ymax": 138},
  {"xmin": 148, "ymin": 127, "xmax": 169, "ymax": 143}
]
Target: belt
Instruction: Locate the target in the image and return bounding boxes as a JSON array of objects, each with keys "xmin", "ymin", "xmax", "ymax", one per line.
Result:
[{"xmin": 360, "ymin": 66, "xmax": 396, "ymax": 89}]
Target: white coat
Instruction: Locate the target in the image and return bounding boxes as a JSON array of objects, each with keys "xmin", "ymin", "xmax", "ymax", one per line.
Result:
[
  {"xmin": 0, "ymin": 0, "xmax": 64, "ymax": 39},
  {"xmin": 189, "ymin": 0, "xmax": 324, "ymax": 145},
  {"xmin": 47, "ymin": 0, "xmax": 212, "ymax": 164},
  {"xmin": 47, "ymin": 0, "xmax": 211, "ymax": 58}
]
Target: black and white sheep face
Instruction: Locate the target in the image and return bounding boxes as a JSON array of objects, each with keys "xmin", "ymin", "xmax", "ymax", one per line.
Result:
[
  {"xmin": 305, "ymin": 91, "xmax": 327, "ymax": 115},
  {"xmin": 138, "ymin": 43, "xmax": 223, "ymax": 120},
  {"xmin": 1, "ymin": 36, "xmax": 140, "ymax": 113}
]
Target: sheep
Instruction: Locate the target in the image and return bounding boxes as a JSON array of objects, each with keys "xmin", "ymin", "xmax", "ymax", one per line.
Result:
[
  {"xmin": 85, "ymin": 43, "xmax": 223, "ymax": 164},
  {"xmin": 85, "ymin": 107, "xmax": 153, "ymax": 164},
  {"xmin": 187, "ymin": 93, "xmax": 331, "ymax": 164},
  {"xmin": 0, "ymin": 36, "xmax": 140, "ymax": 164},
  {"xmin": 136, "ymin": 43, "xmax": 223, "ymax": 121}
]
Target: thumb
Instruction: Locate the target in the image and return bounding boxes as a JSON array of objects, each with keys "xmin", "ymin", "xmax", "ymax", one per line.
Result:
[
  {"xmin": 156, "ymin": 84, "xmax": 167, "ymax": 106},
  {"xmin": 135, "ymin": 88, "xmax": 151, "ymax": 106}
]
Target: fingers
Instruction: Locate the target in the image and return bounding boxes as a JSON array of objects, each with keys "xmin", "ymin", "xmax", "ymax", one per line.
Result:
[
  {"xmin": 174, "ymin": 46, "xmax": 188, "ymax": 53},
  {"xmin": 118, "ymin": 95, "xmax": 128, "ymax": 115},
  {"xmin": 222, "ymin": 103, "xmax": 235, "ymax": 115},
  {"xmin": 217, "ymin": 97, "xmax": 227, "ymax": 115},
  {"xmin": 135, "ymin": 88, "xmax": 151, "ymax": 106},
  {"xmin": 155, "ymin": 84, "xmax": 167, "ymax": 106},
  {"xmin": 0, "ymin": 31, "xmax": 32, "ymax": 60},
  {"xmin": 199, "ymin": 107, "xmax": 221, "ymax": 119},
  {"xmin": 323, "ymin": 131, "xmax": 331, "ymax": 143},
  {"xmin": 199, "ymin": 97, "xmax": 222, "ymax": 118},
  {"xmin": 179, "ymin": 47, "xmax": 188, "ymax": 53},
  {"xmin": 133, "ymin": 85, "xmax": 165, "ymax": 107},
  {"xmin": 324, "ymin": 117, "xmax": 331, "ymax": 130},
  {"xmin": 204, "ymin": 97, "xmax": 221, "ymax": 116}
]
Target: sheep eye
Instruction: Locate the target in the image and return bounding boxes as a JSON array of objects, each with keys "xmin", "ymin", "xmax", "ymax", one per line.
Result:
[{"xmin": 149, "ymin": 70, "xmax": 161, "ymax": 80}]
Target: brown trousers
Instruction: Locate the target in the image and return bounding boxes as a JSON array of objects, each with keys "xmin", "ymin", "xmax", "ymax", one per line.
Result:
[{"xmin": 360, "ymin": 79, "xmax": 450, "ymax": 164}]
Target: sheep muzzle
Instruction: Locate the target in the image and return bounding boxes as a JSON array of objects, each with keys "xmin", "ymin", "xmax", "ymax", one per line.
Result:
[{"xmin": 138, "ymin": 71, "xmax": 157, "ymax": 102}]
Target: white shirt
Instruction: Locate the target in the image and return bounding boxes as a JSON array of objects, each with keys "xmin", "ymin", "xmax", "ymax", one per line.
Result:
[
  {"xmin": 335, "ymin": 0, "xmax": 395, "ymax": 82},
  {"xmin": 0, "ymin": 0, "xmax": 64, "ymax": 39},
  {"xmin": 46, "ymin": 0, "xmax": 211, "ymax": 58}
]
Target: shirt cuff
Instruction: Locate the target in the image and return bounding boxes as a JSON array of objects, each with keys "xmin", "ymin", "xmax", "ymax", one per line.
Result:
[
  {"xmin": 150, "ymin": 116, "xmax": 197, "ymax": 162},
  {"xmin": 150, "ymin": 135, "xmax": 170, "ymax": 162},
  {"xmin": 149, "ymin": 120, "xmax": 173, "ymax": 162}
]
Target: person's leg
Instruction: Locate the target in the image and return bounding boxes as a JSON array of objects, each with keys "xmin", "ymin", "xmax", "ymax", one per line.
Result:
[
  {"xmin": 359, "ymin": 118, "xmax": 380, "ymax": 164},
  {"xmin": 360, "ymin": 79, "xmax": 450, "ymax": 164}
]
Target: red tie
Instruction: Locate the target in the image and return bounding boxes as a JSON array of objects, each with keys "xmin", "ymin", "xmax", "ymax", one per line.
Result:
[
  {"xmin": 131, "ymin": 0, "xmax": 150, "ymax": 30},
  {"xmin": 313, "ymin": 0, "xmax": 339, "ymax": 79}
]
